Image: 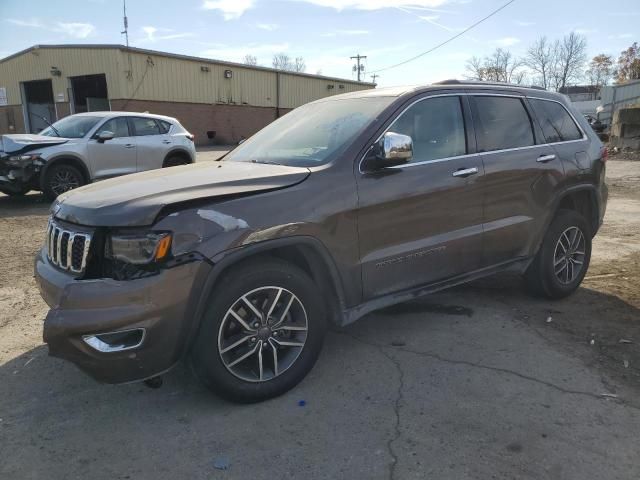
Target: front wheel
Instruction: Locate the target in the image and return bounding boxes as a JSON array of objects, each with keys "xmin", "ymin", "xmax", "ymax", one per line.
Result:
[
  {"xmin": 190, "ymin": 258, "xmax": 326, "ymax": 403},
  {"xmin": 43, "ymin": 164, "xmax": 85, "ymax": 200},
  {"xmin": 524, "ymin": 209, "xmax": 592, "ymax": 299}
]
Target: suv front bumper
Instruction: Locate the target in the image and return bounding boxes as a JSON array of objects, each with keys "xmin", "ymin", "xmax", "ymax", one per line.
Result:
[{"xmin": 35, "ymin": 248, "xmax": 212, "ymax": 383}]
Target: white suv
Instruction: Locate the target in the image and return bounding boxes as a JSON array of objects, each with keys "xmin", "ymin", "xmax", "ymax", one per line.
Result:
[{"xmin": 0, "ymin": 112, "xmax": 196, "ymax": 200}]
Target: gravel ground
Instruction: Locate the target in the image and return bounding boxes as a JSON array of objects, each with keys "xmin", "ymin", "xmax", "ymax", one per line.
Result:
[{"xmin": 1, "ymin": 155, "xmax": 639, "ymax": 480}]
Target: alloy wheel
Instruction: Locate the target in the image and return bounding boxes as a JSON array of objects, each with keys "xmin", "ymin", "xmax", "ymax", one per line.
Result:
[
  {"xmin": 217, "ymin": 286, "xmax": 308, "ymax": 382},
  {"xmin": 50, "ymin": 169, "xmax": 81, "ymax": 195},
  {"xmin": 553, "ymin": 226, "xmax": 586, "ymax": 285}
]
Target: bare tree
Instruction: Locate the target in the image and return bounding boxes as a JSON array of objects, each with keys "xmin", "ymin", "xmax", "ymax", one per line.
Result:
[
  {"xmin": 293, "ymin": 56, "xmax": 306, "ymax": 73},
  {"xmin": 585, "ymin": 54, "xmax": 614, "ymax": 87},
  {"xmin": 550, "ymin": 32, "xmax": 587, "ymax": 90},
  {"xmin": 465, "ymin": 49, "xmax": 525, "ymax": 84},
  {"xmin": 615, "ymin": 42, "xmax": 640, "ymax": 83},
  {"xmin": 524, "ymin": 36, "xmax": 557, "ymax": 89},
  {"xmin": 243, "ymin": 54, "xmax": 258, "ymax": 66},
  {"xmin": 272, "ymin": 53, "xmax": 307, "ymax": 73}
]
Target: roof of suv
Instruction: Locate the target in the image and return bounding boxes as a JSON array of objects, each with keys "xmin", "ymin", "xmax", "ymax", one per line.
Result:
[
  {"xmin": 324, "ymin": 80, "xmax": 563, "ymax": 102},
  {"xmin": 70, "ymin": 111, "xmax": 178, "ymax": 122}
]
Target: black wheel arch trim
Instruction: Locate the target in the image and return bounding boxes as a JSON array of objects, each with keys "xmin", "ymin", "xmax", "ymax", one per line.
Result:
[
  {"xmin": 163, "ymin": 148, "xmax": 194, "ymax": 166},
  {"xmin": 40, "ymin": 154, "xmax": 91, "ymax": 188},
  {"xmin": 182, "ymin": 236, "xmax": 349, "ymax": 356}
]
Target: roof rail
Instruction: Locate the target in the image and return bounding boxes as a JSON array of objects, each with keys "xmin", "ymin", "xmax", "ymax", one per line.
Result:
[{"xmin": 433, "ymin": 79, "xmax": 547, "ymax": 91}]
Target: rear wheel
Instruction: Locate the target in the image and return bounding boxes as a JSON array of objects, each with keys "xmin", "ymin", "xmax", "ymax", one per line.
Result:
[
  {"xmin": 190, "ymin": 258, "xmax": 326, "ymax": 403},
  {"xmin": 43, "ymin": 164, "xmax": 85, "ymax": 200},
  {"xmin": 524, "ymin": 209, "xmax": 592, "ymax": 299},
  {"xmin": 163, "ymin": 154, "xmax": 190, "ymax": 168}
]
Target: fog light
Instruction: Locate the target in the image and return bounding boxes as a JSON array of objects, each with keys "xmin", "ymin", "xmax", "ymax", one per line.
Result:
[{"xmin": 83, "ymin": 328, "xmax": 145, "ymax": 353}]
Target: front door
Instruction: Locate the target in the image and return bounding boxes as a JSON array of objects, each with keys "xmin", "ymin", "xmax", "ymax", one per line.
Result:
[
  {"xmin": 87, "ymin": 116, "xmax": 137, "ymax": 179},
  {"xmin": 356, "ymin": 95, "xmax": 485, "ymax": 299},
  {"xmin": 468, "ymin": 94, "xmax": 566, "ymax": 266}
]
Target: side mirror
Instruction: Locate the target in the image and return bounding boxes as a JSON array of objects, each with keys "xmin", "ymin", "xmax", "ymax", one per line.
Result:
[
  {"xmin": 363, "ymin": 132, "xmax": 413, "ymax": 171},
  {"xmin": 97, "ymin": 131, "xmax": 115, "ymax": 143}
]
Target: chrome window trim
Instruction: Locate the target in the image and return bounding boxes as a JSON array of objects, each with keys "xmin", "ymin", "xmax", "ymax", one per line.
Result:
[{"xmin": 358, "ymin": 91, "xmax": 589, "ymax": 174}]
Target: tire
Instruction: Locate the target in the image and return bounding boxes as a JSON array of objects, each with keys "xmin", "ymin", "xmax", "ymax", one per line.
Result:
[
  {"xmin": 43, "ymin": 164, "xmax": 85, "ymax": 201},
  {"xmin": 163, "ymin": 154, "xmax": 190, "ymax": 168},
  {"xmin": 524, "ymin": 209, "xmax": 592, "ymax": 299},
  {"xmin": 190, "ymin": 257, "xmax": 327, "ymax": 403},
  {"xmin": 0, "ymin": 186, "xmax": 30, "ymax": 197}
]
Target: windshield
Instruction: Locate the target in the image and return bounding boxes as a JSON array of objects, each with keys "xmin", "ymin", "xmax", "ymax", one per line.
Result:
[
  {"xmin": 40, "ymin": 115, "xmax": 101, "ymax": 138},
  {"xmin": 224, "ymin": 97, "xmax": 394, "ymax": 167}
]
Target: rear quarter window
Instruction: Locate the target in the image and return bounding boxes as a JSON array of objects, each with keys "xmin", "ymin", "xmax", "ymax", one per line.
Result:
[
  {"xmin": 472, "ymin": 96, "xmax": 535, "ymax": 152},
  {"xmin": 529, "ymin": 99, "xmax": 583, "ymax": 143}
]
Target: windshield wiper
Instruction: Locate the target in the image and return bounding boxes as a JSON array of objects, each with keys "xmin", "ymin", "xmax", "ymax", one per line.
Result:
[
  {"xmin": 28, "ymin": 112, "xmax": 61, "ymax": 137},
  {"xmin": 251, "ymin": 159, "xmax": 282, "ymax": 165}
]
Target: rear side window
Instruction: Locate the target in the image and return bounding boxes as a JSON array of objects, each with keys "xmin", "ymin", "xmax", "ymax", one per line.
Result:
[
  {"xmin": 529, "ymin": 99, "xmax": 583, "ymax": 143},
  {"xmin": 98, "ymin": 117, "xmax": 130, "ymax": 138},
  {"xmin": 131, "ymin": 117, "xmax": 161, "ymax": 136},
  {"xmin": 158, "ymin": 120, "xmax": 172, "ymax": 133},
  {"xmin": 389, "ymin": 96, "xmax": 466, "ymax": 163},
  {"xmin": 472, "ymin": 96, "xmax": 534, "ymax": 152}
]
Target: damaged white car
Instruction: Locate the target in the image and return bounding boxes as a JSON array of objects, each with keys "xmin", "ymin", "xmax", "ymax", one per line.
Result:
[{"xmin": 0, "ymin": 112, "xmax": 196, "ymax": 200}]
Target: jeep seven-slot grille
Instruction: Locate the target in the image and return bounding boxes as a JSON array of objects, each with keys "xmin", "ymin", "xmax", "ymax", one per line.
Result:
[{"xmin": 46, "ymin": 219, "xmax": 92, "ymax": 273}]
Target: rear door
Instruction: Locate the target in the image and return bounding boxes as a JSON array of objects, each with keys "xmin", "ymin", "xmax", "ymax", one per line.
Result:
[
  {"xmin": 356, "ymin": 94, "xmax": 485, "ymax": 299},
  {"xmin": 129, "ymin": 117, "xmax": 167, "ymax": 171},
  {"xmin": 86, "ymin": 116, "xmax": 137, "ymax": 179},
  {"xmin": 469, "ymin": 93, "xmax": 565, "ymax": 266}
]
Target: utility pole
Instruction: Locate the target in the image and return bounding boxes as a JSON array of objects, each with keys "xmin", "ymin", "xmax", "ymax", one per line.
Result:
[
  {"xmin": 121, "ymin": 0, "xmax": 129, "ymax": 48},
  {"xmin": 370, "ymin": 73, "xmax": 379, "ymax": 84},
  {"xmin": 351, "ymin": 54, "xmax": 367, "ymax": 82}
]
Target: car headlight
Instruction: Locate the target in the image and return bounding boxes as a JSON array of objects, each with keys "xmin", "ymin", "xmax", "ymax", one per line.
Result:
[
  {"xmin": 6, "ymin": 153, "xmax": 41, "ymax": 167},
  {"xmin": 106, "ymin": 232, "xmax": 172, "ymax": 265}
]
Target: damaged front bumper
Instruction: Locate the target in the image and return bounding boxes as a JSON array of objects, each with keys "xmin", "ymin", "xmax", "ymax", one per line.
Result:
[
  {"xmin": 34, "ymin": 248, "xmax": 212, "ymax": 383},
  {"xmin": 0, "ymin": 154, "xmax": 42, "ymax": 193}
]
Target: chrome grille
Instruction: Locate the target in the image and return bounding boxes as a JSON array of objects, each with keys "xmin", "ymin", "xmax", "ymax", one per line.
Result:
[{"xmin": 46, "ymin": 219, "xmax": 92, "ymax": 273}]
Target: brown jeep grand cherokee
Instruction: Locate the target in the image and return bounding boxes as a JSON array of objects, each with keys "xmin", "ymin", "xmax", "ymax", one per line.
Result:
[{"xmin": 35, "ymin": 82, "xmax": 608, "ymax": 402}]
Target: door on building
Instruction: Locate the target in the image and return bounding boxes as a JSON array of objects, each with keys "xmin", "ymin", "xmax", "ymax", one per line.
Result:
[
  {"xmin": 69, "ymin": 74, "xmax": 109, "ymax": 113},
  {"xmin": 22, "ymin": 79, "xmax": 56, "ymax": 133}
]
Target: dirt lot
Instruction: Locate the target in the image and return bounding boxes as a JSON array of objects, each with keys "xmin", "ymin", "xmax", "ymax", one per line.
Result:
[{"xmin": 1, "ymin": 156, "xmax": 639, "ymax": 479}]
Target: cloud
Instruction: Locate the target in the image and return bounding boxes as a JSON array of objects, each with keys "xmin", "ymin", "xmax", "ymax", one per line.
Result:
[
  {"xmin": 295, "ymin": 0, "xmax": 449, "ymax": 10},
  {"xmin": 55, "ymin": 22, "xmax": 96, "ymax": 39},
  {"xmin": 138, "ymin": 26, "xmax": 195, "ymax": 43},
  {"xmin": 202, "ymin": 0, "xmax": 254, "ymax": 20},
  {"xmin": 574, "ymin": 28, "xmax": 597, "ymax": 35},
  {"xmin": 7, "ymin": 18, "xmax": 96, "ymax": 39},
  {"xmin": 200, "ymin": 42, "xmax": 290, "ymax": 63},
  {"xmin": 516, "ymin": 20, "xmax": 535, "ymax": 26},
  {"xmin": 321, "ymin": 29, "xmax": 370, "ymax": 37},
  {"xmin": 256, "ymin": 23, "xmax": 279, "ymax": 31},
  {"xmin": 6, "ymin": 18, "xmax": 44, "ymax": 28},
  {"xmin": 493, "ymin": 37, "xmax": 520, "ymax": 47},
  {"xmin": 607, "ymin": 33, "xmax": 633, "ymax": 40}
]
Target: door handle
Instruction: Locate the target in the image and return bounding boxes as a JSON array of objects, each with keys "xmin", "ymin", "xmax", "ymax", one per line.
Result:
[
  {"xmin": 537, "ymin": 154, "xmax": 556, "ymax": 163},
  {"xmin": 124, "ymin": 144, "xmax": 135, "ymax": 149},
  {"xmin": 162, "ymin": 140, "xmax": 171, "ymax": 144},
  {"xmin": 452, "ymin": 167, "xmax": 479, "ymax": 178}
]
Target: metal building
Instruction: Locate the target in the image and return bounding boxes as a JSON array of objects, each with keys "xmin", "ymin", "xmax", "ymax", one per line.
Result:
[
  {"xmin": 599, "ymin": 79, "xmax": 640, "ymax": 125},
  {"xmin": 0, "ymin": 44, "xmax": 375, "ymax": 144}
]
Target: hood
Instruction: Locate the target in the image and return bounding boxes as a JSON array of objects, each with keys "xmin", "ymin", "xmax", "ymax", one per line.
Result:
[
  {"xmin": 1, "ymin": 134, "xmax": 69, "ymax": 155},
  {"xmin": 54, "ymin": 161, "xmax": 310, "ymax": 227}
]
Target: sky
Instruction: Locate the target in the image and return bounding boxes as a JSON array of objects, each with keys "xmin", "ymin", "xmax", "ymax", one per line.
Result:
[{"xmin": 0, "ymin": 0, "xmax": 638, "ymax": 87}]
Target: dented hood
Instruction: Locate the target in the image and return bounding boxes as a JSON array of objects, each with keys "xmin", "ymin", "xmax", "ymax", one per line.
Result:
[
  {"xmin": 53, "ymin": 161, "xmax": 310, "ymax": 227},
  {"xmin": 1, "ymin": 134, "xmax": 69, "ymax": 154}
]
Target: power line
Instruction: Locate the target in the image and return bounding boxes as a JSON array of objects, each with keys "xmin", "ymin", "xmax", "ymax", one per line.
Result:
[{"xmin": 369, "ymin": 0, "xmax": 518, "ymax": 74}]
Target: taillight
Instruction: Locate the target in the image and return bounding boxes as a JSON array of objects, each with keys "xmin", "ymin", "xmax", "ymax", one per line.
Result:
[{"xmin": 600, "ymin": 146, "xmax": 608, "ymax": 162}]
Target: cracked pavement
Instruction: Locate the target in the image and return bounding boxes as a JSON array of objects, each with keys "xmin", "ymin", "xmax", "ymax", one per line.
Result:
[{"xmin": 1, "ymin": 157, "xmax": 639, "ymax": 479}]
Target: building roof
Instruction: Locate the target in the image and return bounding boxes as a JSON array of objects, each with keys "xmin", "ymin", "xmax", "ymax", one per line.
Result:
[
  {"xmin": 559, "ymin": 85, "xmax": 600, "ymax": 95},
  {"xmin": 0, "ymin": 44, "xmax": 375, "ymax": 86}
]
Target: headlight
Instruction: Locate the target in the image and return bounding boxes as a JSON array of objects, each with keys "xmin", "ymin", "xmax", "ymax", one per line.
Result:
[
  {"xmin": 7, "ymin": 153, "xmax": 41, "ymax": 167},
  {"xmin": 107, "ymin": 232, "xmax": 172, "ymax": 265}
]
